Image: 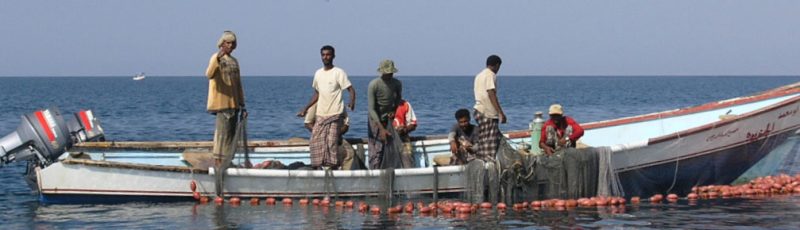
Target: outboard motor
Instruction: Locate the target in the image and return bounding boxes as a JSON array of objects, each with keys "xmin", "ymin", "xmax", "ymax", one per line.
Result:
[
  {"xmin": 0, "ymin": 107, "xmax": 104, "ymax": 167},
  {"xmin": 66, "ymin": 109, "xmax": 105, "ymax": 144}
]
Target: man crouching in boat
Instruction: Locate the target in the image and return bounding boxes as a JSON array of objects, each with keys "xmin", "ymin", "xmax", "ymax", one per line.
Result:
[
  {"xmin": 205, "ymin": 31, "xmax": 246, "ymax": 196},
  {"xmin": 448, "ymin": 109, "xmax": 479, "ymax": 165},
  {"xmin": 367, "ymin": 59, "xmax": 403, "ymax": 169},
  {"xmin": 393, "ymin": 99, "xmax": 417, "ymax": 168},
  {"xmin": 539, "ymin": 104, "xmax": 584, "ymax": 156}
]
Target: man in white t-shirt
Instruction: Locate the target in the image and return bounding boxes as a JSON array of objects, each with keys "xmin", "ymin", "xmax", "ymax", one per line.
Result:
[
  {"xmin": 297, "ymin": 45, "xmax": 356, "ymax": 169},
  {"xmin": 473, "ymin": 54, "xmax": 505, "ymax": 161}
]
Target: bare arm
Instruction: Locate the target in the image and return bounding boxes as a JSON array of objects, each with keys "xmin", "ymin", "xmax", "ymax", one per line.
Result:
[
  {"xmin": 487, "ymin": 89, "xmax": 506, "ymax": 123},
  {"xmin": 297, "ymin": 91, "xmax": 319, "ymax": 117},
  {"xmin": 347, "ymin": 86, "xmax": 356, "ymax": 111},
  {"xmin": 205, "ymin": 53, "xmax": 220, "ymax": 79},
  {"xmin": 539, "ymin": 141, "xmax": 554, "ymax": 156}
]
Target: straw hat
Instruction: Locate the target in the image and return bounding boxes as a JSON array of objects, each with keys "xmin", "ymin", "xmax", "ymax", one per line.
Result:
[{"xmin": 549, "ymin": 104, "xmax": 563, "ymax": 115}]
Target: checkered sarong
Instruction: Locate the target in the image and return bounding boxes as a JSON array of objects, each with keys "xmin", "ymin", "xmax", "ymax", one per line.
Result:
[
  {"xmin": 310, "ymin": 113, "xmax": 344, "ymax": 167},
  {"xmin": 474, "ymin": 110, "xmax": 500, "ymax": 161},
  {"xmin": 368, "ymin": 119, "xmax": 403, "ymax": 169}
]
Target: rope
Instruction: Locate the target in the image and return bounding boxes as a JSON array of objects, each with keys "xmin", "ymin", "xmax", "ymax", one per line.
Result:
[
  {"xmin": 240, "ymin": 113, "xmax": 251, "ymax": 168},
  {"xmin": 324, "ymin": 167, "xmax": 330, "ymax": 198},
  {"xmin": 665, "ymin": 157, "xmax": 680, "ymax": 194},
  {"xmin": 323, "ymin": 167, "xmax": 339, "ymax": 200},
  {"xmin": 386, "ymin": 168, "xmax": 395, "ymax": 205},
  {"xmin": 420, "ymin": 140, "xmax": 430, "ymax": 167},
  {"xmin": 432, "ymin": 165, "xmax": 439, "ymax": 203}
]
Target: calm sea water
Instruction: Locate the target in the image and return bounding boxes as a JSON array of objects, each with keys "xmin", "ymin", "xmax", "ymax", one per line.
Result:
[{"xmin": 2, "ymin": 76, "xmax": 800, "ymax": 228}]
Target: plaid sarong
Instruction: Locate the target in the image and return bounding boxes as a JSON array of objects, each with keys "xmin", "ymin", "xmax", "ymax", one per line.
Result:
[
  {"xmin": 368, "ymin": 119, "xmax": 402, "ymax": 169},
  {"xmin": 310, "ymin": 113, "xmax": 344, "ymax": 168},
  {"xmin": 474, "ymin": 110, "xmax": 500, "ymax": 161}
]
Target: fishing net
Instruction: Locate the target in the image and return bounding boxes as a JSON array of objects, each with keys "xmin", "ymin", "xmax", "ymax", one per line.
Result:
[
  {"xmin": 373, "ymin": 125, "xmax": 407, "ymax": 206},
  {"xmin": 597, "ymin": 147, "xmax": 624, "ymax": 197},
  {"xmin": 495, "ymin": 136, "xmax": 525, "ymax": 203},
  {"xmin": 459, "ymin": 136, "xmax": 621, "ymax": 203},
  {"xmin": 539, "ymin": 149, "xmax": 567, "ymax": 199},
  {"xmin": 379, "ymin": 167, "xmax": 396, "ymax": 206},
  {"xmin": 516, "ymin": 153, "xmax": 540, "ymax": 201},
  {"xmin": 530, "ymin": 146, "xmax": 624, "ymax": 199},
  {"xmin": 215, "ymin": 110, "xmax": 247, "ymax": 196},
  {"xmin": 564, "ymin": 147, "xmax": 598, "ymax": 198},
  {"xmin": 734, "ymin": 135, "xmax": 800, "ymax": 184},
  {"xmin": 464, "ymin": 160, "xmax": 486, "ymax": 203},
  {"xmin": 379, "ymin": 125, "xmax": 406, "ymax": 169}
]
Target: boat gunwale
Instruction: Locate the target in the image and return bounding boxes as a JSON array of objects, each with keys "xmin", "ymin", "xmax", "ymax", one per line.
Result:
[
  {"xmin": 648, "ymin": 94, "xmax": 800, "ymax": 145},
  {"xmin": 62, "ymin": 158, "xmax": 208, "ymax": 173},
  {"xmin": 60, "ymin": 158, "xmax": 465, "ymax": 177}
]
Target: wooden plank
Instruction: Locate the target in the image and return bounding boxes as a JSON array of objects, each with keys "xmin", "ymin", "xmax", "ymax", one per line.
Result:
[{"xmin": 61, "ymin": 158, "xmax": 206, "ymax": 173}]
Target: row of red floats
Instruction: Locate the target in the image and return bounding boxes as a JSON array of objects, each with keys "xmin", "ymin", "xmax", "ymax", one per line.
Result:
[{"xmin": 188, "ymin": 173, "xmax": 800, "ymax": 214}]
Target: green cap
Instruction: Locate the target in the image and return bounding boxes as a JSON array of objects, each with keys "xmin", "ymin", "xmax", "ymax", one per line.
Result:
[{"xmin": 377, "ymin": 59, "xmax": 398, "ymax": 75}]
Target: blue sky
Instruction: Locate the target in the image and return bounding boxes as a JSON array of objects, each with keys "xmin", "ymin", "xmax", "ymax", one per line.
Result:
[{"xmin": 1, "ymin": 0, "xmax": 798, "ymax": 77}]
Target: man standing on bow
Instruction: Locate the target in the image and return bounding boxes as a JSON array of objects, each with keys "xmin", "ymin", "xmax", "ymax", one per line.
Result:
[
  {"xmin": 367, "ymin": 59, "xmax": 403, "ymax": 169},
  {"xmin": 298, "ymin": 45, "xmax": 356, "ymax": 169},
  {"xmin": 205, "ymin": 31, "xmax": 247, "ymax": 196},
  {"xmin": 473, "ymin": 55, "xmax": 506, "ymax": 161}
]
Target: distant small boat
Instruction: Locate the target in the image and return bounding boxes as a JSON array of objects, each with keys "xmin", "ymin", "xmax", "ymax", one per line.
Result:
[{"xmin": 133, "ymin": 72, "xmax": 146, "ymax": 81}]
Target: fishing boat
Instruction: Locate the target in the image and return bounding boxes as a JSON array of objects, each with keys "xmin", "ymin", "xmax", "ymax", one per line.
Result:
[
  {"xmin": 133, "ymin": 72, "xmax": 146, "ymax": 81},
  {"xmin": 2, "ymin": 82, "xmax": 800, "ymax": 203}
]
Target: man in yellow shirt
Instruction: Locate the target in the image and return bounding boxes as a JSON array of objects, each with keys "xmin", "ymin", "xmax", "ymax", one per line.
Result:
[{"xmin": 205, "ymin": 31, "xmax": 246, "ymax": 196}]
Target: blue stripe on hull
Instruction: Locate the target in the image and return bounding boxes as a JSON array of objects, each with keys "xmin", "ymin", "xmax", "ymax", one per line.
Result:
[
  {"xmin": 40, "ymin": 194, "xmax": 194, "ymax": 204},
  {"xmin": 617, "ymin": 130, "xmax": 798, "ymax": 198}
]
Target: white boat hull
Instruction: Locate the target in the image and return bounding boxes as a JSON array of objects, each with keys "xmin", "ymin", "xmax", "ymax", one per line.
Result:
[
  {"xmin": 38, "ymin": 160, "xmax": 467, "ymax": 203},
  {"xmin": 32, "ymin": 82, "xmax": 800, "ymax": 202}
]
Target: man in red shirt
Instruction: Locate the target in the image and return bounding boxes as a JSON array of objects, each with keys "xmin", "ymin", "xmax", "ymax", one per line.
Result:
[
  {"xmin": 539, "ymin": 104, "xmax": 584, "ymax": 156},
  {"xmin": 393, "ymin": 99, "xmax": 417, "ymax": 167}
]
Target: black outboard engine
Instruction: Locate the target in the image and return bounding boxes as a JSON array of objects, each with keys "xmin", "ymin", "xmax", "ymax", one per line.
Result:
[
  {"xmin": 66, "ymin": 109, "xmax": 105, "ymax": 144},
  {"xmin": 0, "ymin": 107, "xmax": 104, "ymax": 167}
]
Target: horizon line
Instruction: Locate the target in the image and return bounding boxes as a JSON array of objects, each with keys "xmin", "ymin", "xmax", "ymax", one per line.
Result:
[{"xmin": 1, "ymin": 74, "xmax": 799, "ymax": 78}]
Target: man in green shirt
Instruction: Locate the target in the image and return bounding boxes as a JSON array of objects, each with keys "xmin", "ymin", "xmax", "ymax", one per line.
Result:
[{"xmin": 367, "ymin": 59, "xmax": 403, "ymax": 169}]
